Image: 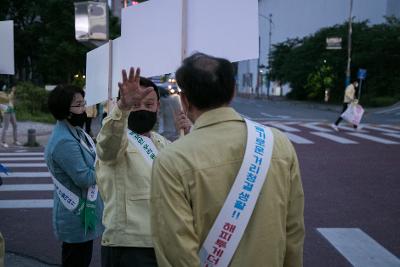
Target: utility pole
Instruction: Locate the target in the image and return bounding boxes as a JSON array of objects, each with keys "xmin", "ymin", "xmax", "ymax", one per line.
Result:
[
  {"xmin": 256, "ymin": 37, "xmax": 261, "ymax": 98},
  {"xmin": 345, "ymin": 0, "xmax": 353, "ymax": 86},
  {"xmin": 258, "ymin": 13, "xmax": 273, "ymax": 98},
  {"xmin": 267, "ymin": 13, "xmax": 272, "ymax": 99}
]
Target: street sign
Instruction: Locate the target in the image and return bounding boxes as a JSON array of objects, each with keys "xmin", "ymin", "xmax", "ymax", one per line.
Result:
[
  {"xmin": 357, "ymin": 69, "xmax": 367, "ymax": 80},
  {"xmin": 326, "ymin": 37, "xmax": 342, "ymax": 50},
  {"xmin": 74, "ymin": 1, "xmax": 109, "ymax": 41}
]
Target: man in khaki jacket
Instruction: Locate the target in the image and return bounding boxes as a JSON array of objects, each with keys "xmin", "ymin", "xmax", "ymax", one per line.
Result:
[
  {"xmin": 150, "ymin": 53, "xmax": 305, "ymax": 267},
  {"xmin": 96, "ymin": 69, "xmax": 189, "ymax": 267}
]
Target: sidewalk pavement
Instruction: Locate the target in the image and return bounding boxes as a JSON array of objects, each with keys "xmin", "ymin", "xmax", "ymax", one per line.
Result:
[
  {"xmin": 0, "ymin": 121, "xmax": 54, "ymax": 149},
  {"xmin": 1, "ymin": 114, "xmax": 104, "ymax": 149}
]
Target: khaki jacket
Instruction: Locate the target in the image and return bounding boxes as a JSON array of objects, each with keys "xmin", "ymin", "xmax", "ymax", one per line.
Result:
[
  {"xmin": 0, "ymin": 91, "xmax": 15, "ymax": 108},
  {"xmin": 151, "ymin": 107, "xmax": 304, "ymax": 267},
  {"xmin": 96, "ymin": 105, "xmax": 169, "ymax": 247},
  {"xmin": 344, "ymin": 84, "xmax": 356, "ymax": 103},
  {"xmin": 0, "ymin": 92, "xmax": 8, "ymax": 105}
]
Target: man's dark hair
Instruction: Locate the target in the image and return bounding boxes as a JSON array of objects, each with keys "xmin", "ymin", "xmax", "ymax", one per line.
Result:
[
  {"xmin": 48, "ymin": 85, "xmax": 85, "ymax": 120},
  {"xmin": 117, "ymin": 77, "xmax": 160, "ymax": 100},
  {"xmin": 176, "ymin": 52, "xmax": 235, "ymax": 110},
  {"xmin": 140, "ymin": 77, "xmax": 160, "ymax": 100}
]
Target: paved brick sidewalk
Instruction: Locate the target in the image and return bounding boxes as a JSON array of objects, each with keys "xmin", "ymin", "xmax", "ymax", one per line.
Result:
[{"xmin": 0, "ymin": 121, "xmax": 54, "ymax": 148}]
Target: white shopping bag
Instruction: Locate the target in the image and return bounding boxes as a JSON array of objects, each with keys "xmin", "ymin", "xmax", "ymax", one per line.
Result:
[{"xmin": 341, "ymin": 103, "xmax": 364, "ymax": 126}]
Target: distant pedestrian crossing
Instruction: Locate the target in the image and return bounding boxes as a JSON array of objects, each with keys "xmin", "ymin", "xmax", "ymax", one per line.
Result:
[
  {"xmin": 252, "ymin": 120, "xmax": 400, "ymax": 145},
  {"xmin": 0, "ymin": 151, "xmax": 53, "ymax": 209}
]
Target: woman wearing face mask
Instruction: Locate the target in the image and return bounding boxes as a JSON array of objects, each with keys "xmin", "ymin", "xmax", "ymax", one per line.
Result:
[
  {"xmin": 45, "ymin": 85, "xmax": 104, "ymax": 267},
  {"xmin": 95, "ymin": 68, "xmax": 190, "ymax": 267}
]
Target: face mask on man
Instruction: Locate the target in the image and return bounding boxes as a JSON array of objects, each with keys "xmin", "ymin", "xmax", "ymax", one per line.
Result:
[
  {"xmin": 128, "ymin": 110, "xmax": 157, "ymax": 134},
  {"xmin": 67, "ymin": 111, "xmax": 87, "ymax": 128}
]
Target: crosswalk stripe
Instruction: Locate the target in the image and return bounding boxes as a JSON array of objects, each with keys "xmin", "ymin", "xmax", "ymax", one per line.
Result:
[
  {"xmin": 362, "ymin": 125, "xmax": 400, "ymax": 134},
  {"xmin": 337, "ymin": 125, "xmax": 367, "ymax": 133},
  {"xmin": 4, "ymin": 163, "xmax": 47, "ymax": 168},
  {"xmin": 0, "ymin": 184, "xmax": 54, "ymax": 191},
  {"xmin": 317, "ymin": 228, "xmax": 400, "ymax": 267},
  {"xmin": 379, "ymin": 124, "xmax": 400, "ymax": 131},
  {"xmin": 347, "ymin": 133, "xmax": 399, "ymax": 144},
  {"xmin": 301, "ymin": 122, "xmax": 332, "ymax": 132},
  {"xmin": 282, "ymin": 122, "xmax": 300, "ymax": 125},
  {"xmin": 383, "ymin": 133, "xmax": 400, "ymax": 139},
  {"xmin": 310, "ymin": 132, "xmax": 358, "ymax": 144},
  {"xmin": 0, "ymin": 199, "xmax": 53, "ymax": 209},
  {"xmin": 0, "ymin": 157, "xmax": 45, "ymax": 162},
  {"xmin": 260, "ymin": 112, "xmax": 291, "ymax": 119},
  {"xmin": 264, "ymin": 122, "xmax": 300, "ymax": 132},
  {"xmin": 2, "ymin": 172, "xmax": 51, "ymax": 178},
  {"xmin": 0, "ymin": 152, "xmax": 44, "ymax": 156},
  {"xmin": 284, "ymin": 132, "xmax": 314, "ymax": 144}
]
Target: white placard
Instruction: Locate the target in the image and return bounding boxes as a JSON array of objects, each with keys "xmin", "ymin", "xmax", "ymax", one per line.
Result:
[
  {"xmin": 119, "ymin": 0, "xmax": 183, "ymax": 78},
  {"xmin": 111, "ymin": 37, "xmax": 122, "ymax": 99},
  {"xmin": 85, "ymin": 0, "xmax": 259, "ymax": 104},
  {"xmin": 85, "ymin": 42, "xmax": 110, "ymax": 106},
  {"xmin": 0, "ymin": 20, "xmax": 15, "ymax": 75},
  {"xmin": 187, "ymin": 0, "xmax": 259, "ymax": 62}
]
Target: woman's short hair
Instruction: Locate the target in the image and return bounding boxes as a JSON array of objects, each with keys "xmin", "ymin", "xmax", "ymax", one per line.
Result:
[{"xmin": 48, "ymin": 85, "xmax": 85, "ymax": 120}]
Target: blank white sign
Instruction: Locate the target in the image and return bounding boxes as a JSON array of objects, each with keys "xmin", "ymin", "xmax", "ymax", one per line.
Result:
[
  {"xmin": 187, "ymin": 0, "xmax": 259, "ymax": 62},
  {"xmin": 111, "ymin": 37, "xmax": 122, "ymax": 99},
  {"xmin": 0, "ymin": 20, "xmax": 15, "ymax": 75},
  {"xmin": 85, "ymin": 0, "xmax": 259, "ymax": 104},
  {"xmin": 85, "ymin": 42, "xmax": 110, "ymax": 106},
  {"xmin": 119, "ymin": 0, "xmax": 183, "ymax": 78}
]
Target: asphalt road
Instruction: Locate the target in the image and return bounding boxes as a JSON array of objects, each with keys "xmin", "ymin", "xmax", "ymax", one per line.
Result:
[{"xmin": 0, "ymin": 96, "xmax": 399, "ymax": 266}]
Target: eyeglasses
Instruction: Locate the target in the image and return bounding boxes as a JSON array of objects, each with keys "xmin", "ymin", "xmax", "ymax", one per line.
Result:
[{"xmin": 70, "ymin": 100, "xmax": 87, "ymax": 108}]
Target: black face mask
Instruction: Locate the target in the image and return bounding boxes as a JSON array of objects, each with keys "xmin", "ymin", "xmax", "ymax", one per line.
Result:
[
  {"xmin": 67, "ymin": 111, "xmax": 87, "ymax": 128},
  {"xmin": 128, "ymin": 110, "xmax": 157, "ymax": 134}
]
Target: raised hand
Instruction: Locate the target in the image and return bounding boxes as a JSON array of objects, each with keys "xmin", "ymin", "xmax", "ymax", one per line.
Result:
[{"xmin": 117, "ymin": 67, "xmax": 153, "ymax": 111}]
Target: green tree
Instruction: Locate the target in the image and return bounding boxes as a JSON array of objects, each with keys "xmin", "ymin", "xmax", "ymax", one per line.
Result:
[
  {"xmin": 305, "ymin": 63, "xmax": 335, "ymax": 101},
  {"xmin": 269, "ymin": 18, "xmax": 400, "ymax": 106},
  {"xmin": 0, "ymin": 0, "xmax": 121, "ymax": 85}
]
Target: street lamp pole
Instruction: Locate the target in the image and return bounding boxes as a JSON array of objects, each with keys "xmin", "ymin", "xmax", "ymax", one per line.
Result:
[
  {"xmin": 345, "ymin": 0, "xmax": 353, "ymax": 86},
  {"xmin": 267, "ymin": 13, "xmax": 272, "ymax": 99},
  {"xmin": 259, "ymin": 13, "xmax": 273, "ymax": 99}
]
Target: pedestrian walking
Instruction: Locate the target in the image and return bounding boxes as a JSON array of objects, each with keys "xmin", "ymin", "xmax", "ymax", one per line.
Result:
[
  {"xmin": 96, "ymin": 69, "xmax": 190, "ymax": 267},
  {"xmin": 331, "ymin": 80, "xmax": 359, "ymax": 131},
  {"xmin": 45, "ymin": 85, "xmax": 104, "ymax": 267},
  {"xmin": 0, "ymin": 85, "xmax": 22, "ymax": 147},
  {"xmin": 150, "ymin": 53, "xmax": 304, "ymax": 267}
]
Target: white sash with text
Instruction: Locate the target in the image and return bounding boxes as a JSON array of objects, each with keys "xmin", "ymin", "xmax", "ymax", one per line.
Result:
[
  {"xmin": 199, "ymin": 119, "xmax": 274, "ymax": 267},
  {"xmin": 127, "ymin": 130, "xmax": 159, "ymax": 165},
  {"xmin": 52, "ymin": 128, "xmax": 98, "ymax": 211}
]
